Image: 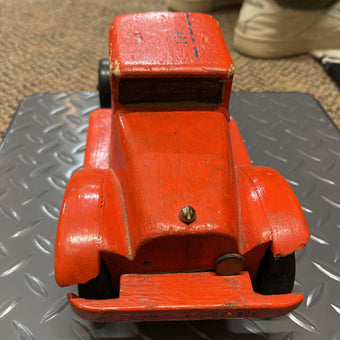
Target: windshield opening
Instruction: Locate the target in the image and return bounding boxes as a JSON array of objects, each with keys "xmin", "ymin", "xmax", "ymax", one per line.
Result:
[{"xmin": 118, "ymin": 77, "xmax": 224, "ymax": 106}]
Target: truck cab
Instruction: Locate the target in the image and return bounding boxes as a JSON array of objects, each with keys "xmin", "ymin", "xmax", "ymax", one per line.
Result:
[{"xmin": 109, "ymin": 12, "xmax": 234, "ymax": 113}]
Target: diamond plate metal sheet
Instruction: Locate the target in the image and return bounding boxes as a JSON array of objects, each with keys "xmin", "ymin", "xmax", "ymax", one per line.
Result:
[{"xmin": 0, "ymin": 92, "xmax": 339, "ymax": 340}]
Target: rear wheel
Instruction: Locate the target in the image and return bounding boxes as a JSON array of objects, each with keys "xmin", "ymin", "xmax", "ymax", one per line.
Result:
[
  {"xmin": 78, "ymin": 260, "xmax": 113, "ymax": 299},
  {"xmin": 253, "ymin": 248, "xmax": 295, "ymax": 295},
  {"xmin": 98, "ymin": 58, "xmax": 111, "ymax": 108}
]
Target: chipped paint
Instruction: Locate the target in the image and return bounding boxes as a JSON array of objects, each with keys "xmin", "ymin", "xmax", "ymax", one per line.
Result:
[
  {"xmin": 128, "ymin": 31, "xmax": 144, "ymax": 42},
  {"xmin": 113, "ymin": 59, "xmax": 121, "ymax": 77},
  {"xmin": 227, "ymin": 64, "xmax": 235, "ymax": 77}
]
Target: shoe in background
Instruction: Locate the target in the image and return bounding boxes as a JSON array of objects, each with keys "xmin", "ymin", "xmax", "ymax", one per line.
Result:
[
  {"xmin": 167, "ymin": 0, "xmax": 241, "ymax": 12},
  {"xmin": 233, "ymin": 0, "xmax": 340, "ymax": 58}
]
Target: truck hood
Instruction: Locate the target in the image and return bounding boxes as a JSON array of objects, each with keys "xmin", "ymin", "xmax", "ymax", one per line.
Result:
[{"xmin": 106, "ymin": 110, "xmax": 239, "ymax": 271}]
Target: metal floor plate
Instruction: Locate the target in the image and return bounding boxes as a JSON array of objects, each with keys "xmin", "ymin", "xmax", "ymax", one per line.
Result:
[{"xmin": 0, "ymin": 92, "xmax": 339, "ymax": 340}]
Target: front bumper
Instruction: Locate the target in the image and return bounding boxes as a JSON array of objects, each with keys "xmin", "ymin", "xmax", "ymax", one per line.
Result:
[{"xmin": 68, "ymin": 271, "xmax": 303, "ymax": 322}]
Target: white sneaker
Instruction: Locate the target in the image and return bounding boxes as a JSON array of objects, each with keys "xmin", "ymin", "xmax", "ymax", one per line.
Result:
[
  {"xmin": 233, "ymin": 0, "xmax": 340, "ymax": 58},
  {"xmin": 167, "ymin": 0, "xmax": 241, "ymax": 12}
]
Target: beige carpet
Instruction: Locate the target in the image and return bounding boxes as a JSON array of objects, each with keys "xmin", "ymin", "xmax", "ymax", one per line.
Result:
[{"xmin": 0, "ymin": 0, "xmax": 339, "ymax": 142}]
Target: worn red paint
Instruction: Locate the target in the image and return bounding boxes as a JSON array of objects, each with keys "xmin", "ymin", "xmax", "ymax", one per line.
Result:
[
  {"xmin": 55, "ymin": 12, "xmax": 310, "ymax": 322},
  {"xmin": 68, "ymin": 272, "xmax": 303, "ymax": 322}
]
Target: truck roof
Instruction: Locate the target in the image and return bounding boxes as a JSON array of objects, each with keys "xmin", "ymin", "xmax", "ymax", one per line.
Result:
[{"xmin": 109, "ymin": 12, "xmax": 233, "ymax": 78}]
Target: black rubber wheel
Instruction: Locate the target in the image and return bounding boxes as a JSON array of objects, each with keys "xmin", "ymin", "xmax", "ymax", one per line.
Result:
[
  {"xmin": 78, "ymin": 260, "xmax": 113, "ymax": 299},
  {"xmin": 253, "ymin": 248, "xmax": 295, "ymax": 295},
  {"xmin": 98, "ymin": 58, "xmax": 111, "ymax": 108}
]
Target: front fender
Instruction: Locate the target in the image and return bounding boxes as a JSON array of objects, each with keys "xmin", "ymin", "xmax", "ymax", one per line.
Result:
[
  {"xmin": 236, "ymin": 166, "xmax": 310, "ymax": 257},
  {"xmin": 55, "ymin": 169, "xmax": 108, "ymax": 287}
]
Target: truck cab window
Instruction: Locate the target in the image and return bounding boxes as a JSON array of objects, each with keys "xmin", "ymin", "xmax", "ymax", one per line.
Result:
[{"xmin": 118, "ymin": 77, "xmax": 224, "ymax": 106}]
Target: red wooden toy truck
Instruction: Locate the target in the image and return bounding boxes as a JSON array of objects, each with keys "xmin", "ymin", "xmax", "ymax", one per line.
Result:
[{"xmin": 55, "ymin": 12, "xmax": 310, "ymax": 322}]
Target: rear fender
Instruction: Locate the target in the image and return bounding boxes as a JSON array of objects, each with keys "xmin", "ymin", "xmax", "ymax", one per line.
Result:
[
  {"xmin": 236, "ymin": 166, "xmax": 310, "ymax": 257},
  {"xmin": 55, "ymin": 169, "xmax": 107, "ymax": 287}
]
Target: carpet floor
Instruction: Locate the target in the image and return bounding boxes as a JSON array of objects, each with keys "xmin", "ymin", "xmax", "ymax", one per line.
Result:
[{"xmin": 0, "ymin": 0, "xmax": 339, "ymax": 142}]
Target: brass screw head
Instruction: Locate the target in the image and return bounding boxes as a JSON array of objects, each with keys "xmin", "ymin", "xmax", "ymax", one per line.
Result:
[{"xmin": 179, "ymin": 205, "xmax": 196, "ymax": 224}]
